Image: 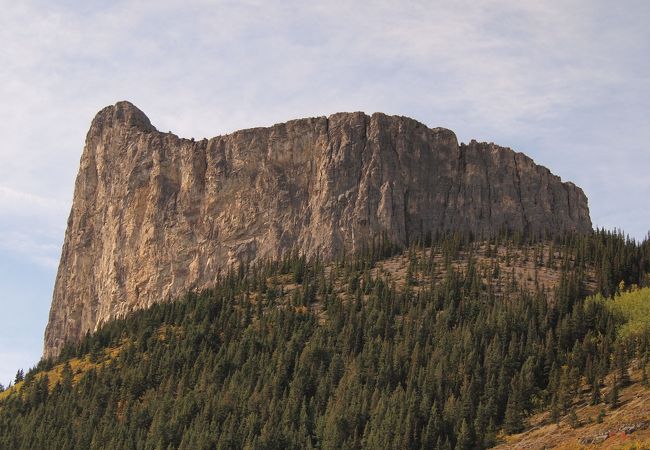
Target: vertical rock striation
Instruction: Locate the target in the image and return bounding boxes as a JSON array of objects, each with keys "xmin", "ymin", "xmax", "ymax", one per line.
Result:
[{"xmin": 43, "ymin": 101, "xmax": 592, "ymax": 358}]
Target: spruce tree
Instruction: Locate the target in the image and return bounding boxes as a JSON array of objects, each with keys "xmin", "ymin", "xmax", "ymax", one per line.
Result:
[
  {"xmin": 567, "ymin": 408, "xmax": 579, "ymax": 429},
  {"xmin": 455, "ymin": 419, "xmax": 473, "ymax": 450},
  {"xmin": 503, "ymin": 380, "xmax": 524, "ymax": 434},
  {"xmin": 607, "ymin": 377, "xmax": 620, "ymax": 409}
]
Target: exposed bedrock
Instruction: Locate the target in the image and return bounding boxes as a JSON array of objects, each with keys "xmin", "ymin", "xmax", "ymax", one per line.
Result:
[{"xmin": 43, "ymin": 101, "xmax": 591, "ymax": 358}]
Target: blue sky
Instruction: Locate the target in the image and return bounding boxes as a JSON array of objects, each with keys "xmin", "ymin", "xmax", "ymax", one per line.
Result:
[{"xmin": 1, "ymin": 0, "xmax": 649, "ymax": 385}]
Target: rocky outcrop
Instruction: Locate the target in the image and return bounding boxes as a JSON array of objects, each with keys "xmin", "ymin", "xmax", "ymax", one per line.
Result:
[{"xmin": 43, "ymin": 101, "xmax": 592, "ymax": 358}]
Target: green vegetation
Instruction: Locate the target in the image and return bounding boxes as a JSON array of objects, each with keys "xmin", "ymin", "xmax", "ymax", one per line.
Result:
[
  {"xmin": 607, "ymin": 286, "xmax": 650, "ymax": 338},
  {"xmin": 0, "ymin": 230, "xmax": 648, "ymax": 449}
]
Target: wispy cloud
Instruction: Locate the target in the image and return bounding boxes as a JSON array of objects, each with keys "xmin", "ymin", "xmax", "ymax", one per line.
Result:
[
  {"xmin": 0, "ymin": 185, "xmax": 68, "ymax": 216},
  {"xmin": 0, "ymin": 0, "xmax": 648, "ymax": 376},
  {"xmin": 0, "ymin": 232, "xmax": 61, "ymax": 269},
  {"xmin": 0, "ymin": 185, "xmax": 67, "ymax": 268}
]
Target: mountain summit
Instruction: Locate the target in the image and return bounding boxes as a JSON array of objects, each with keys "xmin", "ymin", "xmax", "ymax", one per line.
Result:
[{"xmin": 43, "ymin": 101, "xmax": 591, "ymax": 358}]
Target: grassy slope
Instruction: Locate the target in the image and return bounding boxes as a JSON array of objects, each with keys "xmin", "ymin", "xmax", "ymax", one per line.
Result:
[{"xmin": 493, "ymin": 366, "xmax": 650, "ymax": 449}]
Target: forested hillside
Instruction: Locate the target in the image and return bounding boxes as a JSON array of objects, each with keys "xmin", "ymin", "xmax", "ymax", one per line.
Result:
[{"xmin": 1, "ymin": 230, "xmax": 649, "ymax": 449}]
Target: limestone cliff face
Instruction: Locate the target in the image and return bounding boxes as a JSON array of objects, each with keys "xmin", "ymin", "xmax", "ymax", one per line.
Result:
[{"xmin": 43, "ymin": 101, "xmax": 592, "ymax": 358}]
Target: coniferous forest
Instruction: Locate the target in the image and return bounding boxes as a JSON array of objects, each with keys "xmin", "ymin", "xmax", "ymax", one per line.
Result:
[{"xmin": 1, "ymin": 230, "xmax": 649, "ymax": 449}]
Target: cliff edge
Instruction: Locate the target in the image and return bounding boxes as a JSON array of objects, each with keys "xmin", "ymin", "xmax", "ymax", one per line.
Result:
[{"xmin": 43, "ymin": 101, "xmax": 591, "ymax": 358}]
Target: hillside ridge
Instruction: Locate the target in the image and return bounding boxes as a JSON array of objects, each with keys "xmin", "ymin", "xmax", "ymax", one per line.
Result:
[{"xmin": 6, "ymin": 234, "xmax": 648, "ymax": 449}]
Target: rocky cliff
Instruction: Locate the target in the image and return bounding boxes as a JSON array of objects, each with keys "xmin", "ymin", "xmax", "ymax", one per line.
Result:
[{"xmin": 43, "ymin": 101, "xmax": 592, "ymax": 358}]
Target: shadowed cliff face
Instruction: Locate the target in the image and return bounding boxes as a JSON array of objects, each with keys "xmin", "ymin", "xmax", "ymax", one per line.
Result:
[{"xmin": 43, "ymin": 101, "xmax": 592, "ymax": 358}]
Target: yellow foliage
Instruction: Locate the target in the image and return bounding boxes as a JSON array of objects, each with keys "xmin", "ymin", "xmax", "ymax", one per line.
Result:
[
  {"xmin": 0, "ymin": 342, "xmax": 128, "ymax": 403},
  {"xmin": 610, "ymin": 287, "xmax": 650, "ymax": 338},
  {"xmin": 0, "ymin": 381, "xmax": 23, "ymax": 401}
]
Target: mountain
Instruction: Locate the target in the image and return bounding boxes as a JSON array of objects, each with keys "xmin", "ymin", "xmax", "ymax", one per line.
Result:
[{"xmin": 44, "ymin": 101, "xmax": 591, "ymax": 359}]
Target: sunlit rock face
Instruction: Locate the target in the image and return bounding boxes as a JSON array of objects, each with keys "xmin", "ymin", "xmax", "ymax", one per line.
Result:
[{"xmin": 43, "ymin": 101, "xmax": 591, "ymax": 358}]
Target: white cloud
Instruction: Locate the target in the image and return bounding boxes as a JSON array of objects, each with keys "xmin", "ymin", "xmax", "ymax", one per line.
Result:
[
  {"xmin": 0, "ymin": 0, "xmax": 648, "ymax": 378},
  {"xmin": 0, "ymin": 186, "xmax": 66, "ymax": 268},
  {"xmin": 0, "ymin": 185, "xmax": 68, "ymax": 216},
  {"xmin": 0, "ymin": 231, "xmax": 61, "ymax": 269}
]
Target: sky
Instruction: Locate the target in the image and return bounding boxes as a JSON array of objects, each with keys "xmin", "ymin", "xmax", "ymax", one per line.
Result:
[{"xmin": 0, "ymin": 0, "xmax": 649, "ymax": 386}]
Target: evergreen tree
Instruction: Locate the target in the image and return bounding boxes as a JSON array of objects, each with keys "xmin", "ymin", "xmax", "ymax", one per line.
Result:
[
  {"xmin": 503, "ymin": 379, "xmax": 524, "ymax": 434},
  {"xmin": 455, "ymin": 419, "xmax": 473, "ymax": 450},
  {"xmin": 567, "ymin": 408, "xmax": 579, "ymax": 429},
  {"xmin": 607, "ymin": 378, "xmax": 620, "ymax": 409}
]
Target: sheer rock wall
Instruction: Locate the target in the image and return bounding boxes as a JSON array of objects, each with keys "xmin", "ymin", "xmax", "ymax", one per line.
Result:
[{"xmin": 43, "ymin": 101, "xmax": 591, "ymax": 358}]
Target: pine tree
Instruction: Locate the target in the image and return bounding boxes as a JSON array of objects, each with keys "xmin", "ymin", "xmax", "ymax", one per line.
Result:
[
  {"xmin": 567, "ymin": 408, "xmax": 579, "ymax": 429},
  {"xmin": 62, "ymin": 360, "xmax": 74, "ymax": 391},
  {"xmin": 455, "ymin": 419, "xmax": 473, "ymax": 450},
  {"xmin": 607, "ymin": 378, "xmax": 620, "ymax": 409},
  {"xmin": 557, "ymin": 366, "xmax": 572, "ymax": 413},
  {"xmin": 590, "ymin": 379, "xmax": 601, "ymax": 405},
  {"xmin": 503, "ymin": 379, "xmax": 524, "ymax": 434},
  {"xmin": 550, "ymin": 394, "xmax": 560, "ymax": 425},
  {"xmin": 614, "ymin": 343, "xmax": 630, "ymax": 387}
]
